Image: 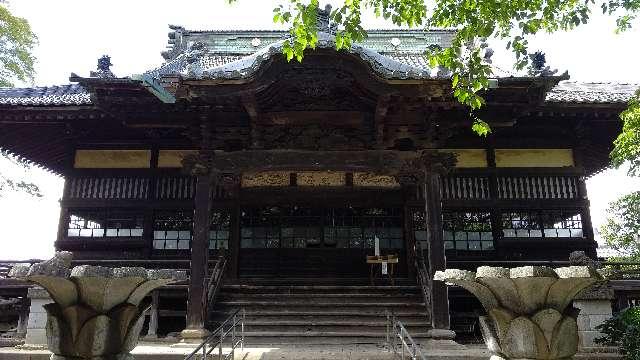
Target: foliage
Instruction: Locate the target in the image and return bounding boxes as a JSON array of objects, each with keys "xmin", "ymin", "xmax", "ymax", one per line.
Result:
[
  {"xmin": 0, "ymin": 150, "xmax": 42, "ymax": 197},
  {"xmin": 611, "ymin": 89, "xmax": 640, "ymax": 176},
  {"xmin": 600, "ymin": 191, "xmax": 640, "ymax": 258},
  {"xmin": 228, "ymin": 0, "xmax": 639, "ymax": 136},
  {"xmin": 595, "ymin": 307, "xmax": 640, "ymax": 359},
  {"xmin": 0, "ymin": 3, "xmax": 41, "ymax": 197},
  {"xmin": 0, "ymin": 2, "xmax": 37, "ymax": 87}
]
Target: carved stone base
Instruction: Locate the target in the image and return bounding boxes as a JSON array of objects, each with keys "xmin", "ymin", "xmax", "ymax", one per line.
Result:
[
  {"xmin": 426, "ymin": 328, "xmax": 456, "ymax": 340},
  {"xmin": 180, "ymin": 328, "xmax": 211, "ymax": 340}
]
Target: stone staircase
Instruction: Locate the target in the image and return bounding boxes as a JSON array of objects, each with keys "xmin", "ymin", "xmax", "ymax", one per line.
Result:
[{"xmin": 208, "ymin": 278, "xmax": 431, "ymax": 345}]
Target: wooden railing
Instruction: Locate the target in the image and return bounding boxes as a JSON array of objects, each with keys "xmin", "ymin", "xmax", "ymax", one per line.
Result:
[
  {"xmin": 496, "ymin": 175, "xmax": 580, "ymax": 199},
  {"xmin": 67, "ymin": 177, "xmax": 151, "ymax": 200},
  {"xmin": 441, "ymin": 175, "xmax": 490, "ymax": 200},
  {"xmin": 206, "ymin": 255, "xmax": 228, "ymax": 314},
  {"xmin": 65, "ymin": 174, "xmax": 233, "ymax": 202},
  {"xmin": 414, "ymin": 257, "xmax": 432, "ymax": 322},
  {"xmin": 439, "ymin": 171, "xmax": 583, "ymax": 201}
]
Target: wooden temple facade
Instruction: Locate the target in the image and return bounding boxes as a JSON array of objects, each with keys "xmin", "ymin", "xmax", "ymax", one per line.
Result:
[{"xmin": 0, "ymin": 20, "xmax": 636, "ymax": 339}]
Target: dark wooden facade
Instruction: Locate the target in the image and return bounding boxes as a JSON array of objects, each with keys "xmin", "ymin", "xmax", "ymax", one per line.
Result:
[{"xmin": 0, "ymin": 29, "xmax": 629, "ymax": 337}]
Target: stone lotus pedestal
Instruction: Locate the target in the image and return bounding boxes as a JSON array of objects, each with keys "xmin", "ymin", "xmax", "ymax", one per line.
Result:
[
  {"xmin": 9, "ymin": 252, "xmax": 186, "ymax": 360},
  {"xmin": 434, "ymin": 266, "xmax": 603, "ymax": 360}
]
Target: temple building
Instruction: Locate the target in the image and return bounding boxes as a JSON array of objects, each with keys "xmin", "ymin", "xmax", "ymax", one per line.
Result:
[{"xmin": 1, "ymin": 14, "xmax": 638, "ymax": 342}]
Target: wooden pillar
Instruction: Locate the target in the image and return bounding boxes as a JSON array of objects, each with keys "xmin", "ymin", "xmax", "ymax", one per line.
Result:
[
  {"xmin": 229, "ymin": 205, "xmax": 240, "ymax": 279},
  {"xmin": 181, "ymin": 173, "xmax": 213, "ymax": 339},
  {"xmin": 145, "ymin": 290, "xmax": 159, "ymax": 338},
  {"xmin": 424, "ymin": 172, "xmax": 455, "ymax": 339},
  {"xmin": 402, "ymin": 186, "xmax": 416, "ymax": 279},
  {"xmin": 574, "ymin": 148, "xmax": 597, "ymax": 258},
  {"xmin": 16, "ymin": 301, "xmax": 29, "ymax": 338}
]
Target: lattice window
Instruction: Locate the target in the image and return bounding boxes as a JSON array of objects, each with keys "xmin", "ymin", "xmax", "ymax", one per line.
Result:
[
  {"xmin": 67, "ymin": 210, "xmax": 143, "ymax": 238},
  {"xmin": 443, "ymin": 212, "xmax": 494, "ymax": 251},
  {"xmin": 360, "ymin": 208, "xmax": 403, "ymax": 249},
  {"xmin": 67, "ymin": 210, "xmax": 105, "ymax": 238},
  {"xmin": 501, "ymin": 211, "xmax": 542, "ymax": 238},
  {"xmin": 209, "ymin": 211, "xmax": 231, "ymax": 250},
  {"xmin": 153, "ymin": 211, "xmax": 193, "ymax": 250},
  {"xmin": 281, "ymin": 207, "xmax": 323, "ymax": 248},
  {"xmin": 501, "ymin": 210, "xmax": 584, "ymax": 238},
  {"xmin": 240, "ymin": 206, "xmax": 403, "ymax": 249},
  {"xmin": 240, "ymin": 207, "xmax": 282, "ymax": 248},
  {"xmin": 541, "ymin": 211, "xmax": 583, "ymax": 238},
  {"xmin": 324, "ymin": 208, "xmax": 403, "ymax": 249},
  {"xmin": 412, "ymin": 211, "xmax": 428, "ymax": 253}
]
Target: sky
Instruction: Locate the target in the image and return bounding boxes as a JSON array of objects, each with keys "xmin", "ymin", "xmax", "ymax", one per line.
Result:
[{"xmin": 1, "ymin": 0, "xmax": 639, "ymax": 260}]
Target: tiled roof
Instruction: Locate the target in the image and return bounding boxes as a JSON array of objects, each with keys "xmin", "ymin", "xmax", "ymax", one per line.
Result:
[
  {"xmin": 545, "ymin": 81, "xmax": 639, "ymax": 104},
  {"xmin": 146, "ymin": 54, "xmax": 244, "ymax": 79},
  {"xmin": 0, "ymin": 84, "xmax": 91, "ymax": 106}
]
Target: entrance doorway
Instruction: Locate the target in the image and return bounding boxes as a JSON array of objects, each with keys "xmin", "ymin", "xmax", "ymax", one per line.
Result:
[{"xmin": 238, "ymin": 206, "xmax": 406, "ymax": 277}]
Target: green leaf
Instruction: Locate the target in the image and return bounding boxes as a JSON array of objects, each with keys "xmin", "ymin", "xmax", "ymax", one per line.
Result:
[{"xmin": 471, "ymin": 119, "xmax": 492, "ymax": 136}]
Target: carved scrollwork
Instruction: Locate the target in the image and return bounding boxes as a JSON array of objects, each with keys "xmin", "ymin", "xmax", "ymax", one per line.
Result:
[
  {"xmin": 181, "ymin": 150, "xmax": 215, "ymax": 176},
  {"xmin": 419, "ymin": 150, "xmax": 457, "ymax": 173},
  {"xmin": 393, "ymin": 150, "xmax": 458, "ymax": 185}
]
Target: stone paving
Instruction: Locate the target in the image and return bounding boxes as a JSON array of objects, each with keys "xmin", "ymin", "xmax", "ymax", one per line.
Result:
[{"xmin": 0, "ymin": 341, "xmax": 623, "ymax": 360}]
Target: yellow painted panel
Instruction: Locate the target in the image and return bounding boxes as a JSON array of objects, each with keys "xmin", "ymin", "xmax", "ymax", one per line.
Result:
[
  {"xmin": 158, "ymin": 150, "xmax": 198, "ymax": 168},
  {"xmin": 495, "ymin": 149, "xmax": 574, "ymax": 167},
  {"xmin": 440, "ymin": 149, "xmax": 487, "ymax": 168},
  {"xmin": 74, "ymin": 150, "xmax": 150, "ymax": 168},
  {"xmin": 297, "ymin": 171, "xmax": 345, "ymax": 186},
  {"xmin": 353, "ymin": 172, "xmax": 400, "ymax": 188},
  {"xmin": 242, "ymin": 171, "xmax": 290, "ymax": 187}
]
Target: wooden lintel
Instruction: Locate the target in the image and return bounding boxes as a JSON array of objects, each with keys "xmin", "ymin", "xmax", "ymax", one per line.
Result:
[
  {"xmin": 204, "ymin": 150, "xmax": 437, "ymax": 176},
  {"xmin": 258, "ymin": 111, "xmax": 365, "ymax": 126}
]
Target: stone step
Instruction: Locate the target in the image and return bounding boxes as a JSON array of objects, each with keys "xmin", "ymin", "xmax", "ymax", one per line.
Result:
[
  {"xmin": 218, "ymin": 294, "xmax": 421, "ymax": 303},
  {"xmin": 210, "ymin": 315, "xmax": 429, "ymax": 327},
  {"xmin": 230, "ymin": 277, "xmax": 415, "ymax": 286},
  {"xmin": 238, "ymin": 324, "xmax": 429, "ymax": 334},
  {"xmin": 220, "ymin": 291, "xmax": 420, "ymax": 297},
  {"xmin": 210, "ymin": 309, "xmax": 429, "ymax": 317},
  {"xmin": 240, "ymin": 330, "xmax": 429, "ymax": 338},
  {"xmin": 230, "ymin": 336, "xmax": 391, "ymax": 345},
  {"xmin": 217, "ymin": 300, "xmax": 426, "ymax": 308},
  {"xmin": 222, "ymin": 284, "xmax": 419, "ymax": 292}
]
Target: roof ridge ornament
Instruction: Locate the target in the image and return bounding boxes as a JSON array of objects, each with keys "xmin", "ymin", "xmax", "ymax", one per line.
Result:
[
  {"xmin": 89, "ymin": 55, "xmax": 116, "ymax": 79},
  {"xmin": 317, "ymin": 4, "xmax": 336, "ymax": 34},
  {"xmin": 528, "ymin": 51, "xmax": 558, "ymax": 77}
]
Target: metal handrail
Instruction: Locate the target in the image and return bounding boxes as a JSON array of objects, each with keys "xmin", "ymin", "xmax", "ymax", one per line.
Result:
[
  {"xmin": 386, "ymin": 310, "xmax": 427, "ymax": 360},
  {"xmin": 184, "ymin": 308, "xmax": 245, "ymax": 360}
]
